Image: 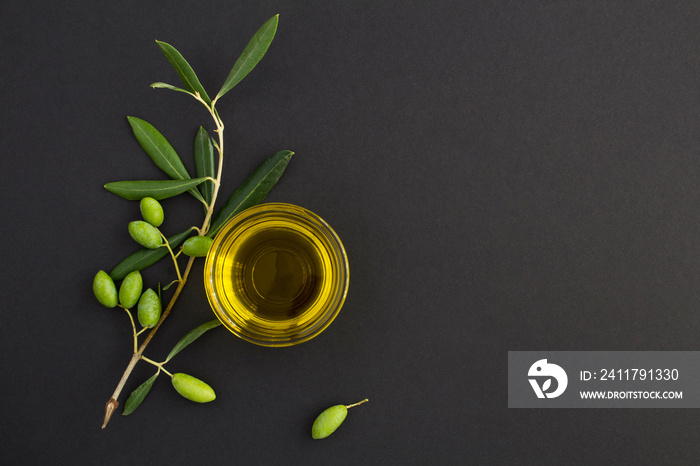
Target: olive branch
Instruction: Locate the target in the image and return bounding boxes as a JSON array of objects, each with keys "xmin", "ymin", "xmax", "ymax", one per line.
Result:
[{"xmin": 93, "ymin": 15, "xmax": 293, "ymax": 428}]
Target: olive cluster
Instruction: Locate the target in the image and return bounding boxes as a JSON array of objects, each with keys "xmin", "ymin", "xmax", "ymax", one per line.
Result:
[
  {"xmin": 92, "ymin": 197, "xmax": 168, "ymax": 327},
  {"xmin": 93, "ymin": 269, "xmax": 161, "ymax": 328},
  {"xmin": 92, "ymin": 197, "xmax": 215, "ymax": 404}
]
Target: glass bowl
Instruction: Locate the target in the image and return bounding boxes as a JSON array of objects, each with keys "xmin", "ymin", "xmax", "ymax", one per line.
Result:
[{"xmin": 204, "ymin": 203, "xmax": 349, "ymax": 347}]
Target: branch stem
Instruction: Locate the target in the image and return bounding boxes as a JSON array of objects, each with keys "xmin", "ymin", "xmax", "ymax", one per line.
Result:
[{"xmin": 102, "ymin": 96, "xmax": 226, "ymax": 429}]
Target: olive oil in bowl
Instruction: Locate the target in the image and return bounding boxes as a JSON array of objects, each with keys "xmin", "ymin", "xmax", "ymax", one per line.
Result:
[{"xmin": 204, "ymin": 203, "xmax": 349, "ymax": 347}]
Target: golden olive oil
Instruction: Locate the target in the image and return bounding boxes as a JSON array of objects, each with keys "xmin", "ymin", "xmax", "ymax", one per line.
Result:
[
  {"xmin": 205, "ymin": 204, "xmax": 349, "ymax": 346},
  {"xmin": 226, "ymin": 227, "xmax": 322, "ymax": 321}
]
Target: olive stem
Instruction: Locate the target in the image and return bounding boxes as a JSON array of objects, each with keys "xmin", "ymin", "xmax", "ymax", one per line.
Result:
[
  {"xmin": 102, "ymin": 94, "xmax": 226, "ymax": 429},
  {"xmin": 162, "ymin": 279, "xmax": 180, "ymax": 291},
  {"xmin": 345, "ymin": 399, "xmax": 369, "ymax": 409},
  {"xmin": 120, "ymin": 306, "xmax": 139, "ymax": 354},
  {"xmin": 159, "ymin": 232, "xmax": 182, "ymax": 282},
  {"xmin": 140, "ymin": 356, "xmax": 173, "ymax": 377}
]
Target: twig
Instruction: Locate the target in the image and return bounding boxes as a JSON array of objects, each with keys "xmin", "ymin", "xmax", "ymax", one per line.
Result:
[{"xmin": 102, "ymin": 96, "xmax": 225, "ymax": 429}]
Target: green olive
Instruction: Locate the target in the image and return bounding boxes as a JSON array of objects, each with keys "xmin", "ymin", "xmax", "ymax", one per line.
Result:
[
  {"xmin": 171, "ymin": 373, "xmax": 216, "ymax": 403},
  {"xmin": 182, "ymin": 236, "xmax": 213, "ymax": 257},
  {"xmin": 312, "ymin": 405, "xmax": 347, "ymax": 439},
  {"xmin": 140, "ymin": 197, "xmax": 164, "ymax": 227},
  {"xmin": 128, "ymin": 220, "xmax": 162, "ymax": 249},
  {"xmin": 311, "ymin": 399, "xmax": 368, "ymax": 439},
  {"xmin": 93, "ymin": 270, "xmax": 118, "ymax": 308},
  {"xmin": 119, "ymin": 270, "xmax": 143, "ymax": 309},
  {"xmin": 137, "ymin": 288, "xmax": 161, "ymax": 328}
]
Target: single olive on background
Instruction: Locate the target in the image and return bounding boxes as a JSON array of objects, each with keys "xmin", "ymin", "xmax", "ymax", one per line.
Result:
[
  {"xmin": 137, "ymin": 288, "xmax": 161, "ymax": 328},
  {"xmin": 93, "ymin": 270, "xmax": 118, "ymax": 308},
  {"xmin": 119, "ymin": 270, "xmax": 143, "ymax": 309},
  {"xmin": 140, "ymin": 197, "xmax": 164, "ymax": 227},
  {"xmin": 171, "ymin": 373, "xmax": 216, "ymax": 403},
  {"xmin": 182, "ymin": 236, "xmax": 213, "ymax": 257},
  {"xmin": 128, "ymin": 220, "xmax": 163, "ymax": 249},
  {"xmin": 311, "ymin": 399, "xmax": 368, "ymax": 439}
]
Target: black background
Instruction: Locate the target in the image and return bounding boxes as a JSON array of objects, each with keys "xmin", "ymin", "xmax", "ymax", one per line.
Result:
[{"xmin": 3, "ymin": 1, "xmax": 700, "ymax": 464}]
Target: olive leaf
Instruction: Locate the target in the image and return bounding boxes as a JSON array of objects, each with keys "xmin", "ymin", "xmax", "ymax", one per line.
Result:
[
  {"xmin": 110, "ymin": 229, "xmax": 192, "ymax": 281},
  {"xmin": 207, "ymin": 150, "xmax": 293, "ymax": 237},
  {"xmin": 150, "ymin": 82, "xmax": 191, "ymax": 94},
  {"xmin": 122, "ymin": 372, "xmax": 159, "ymax": 416},
  {"xmin": 216, "ymin": 15, "xmax": 279, "ymax": 100},
  {"xmin": 104, "ymin": 178, "xmax": 209, "ymax": 201},
  {"xmin": 155, "ymin": 41, "xmax": 212, "ymax": 105},
  {"xmin": 194, "ymin": 126, "xmax": 216, "ymax": 204},
  {"xmin": 127, "ymin": 116, "xmax": 190, "ymax": 180},
  {"xmin": 165, "ymin": 319, "xmax": 222, "ymax": 363},
  {"xmin": 127, "ymin": 116, "xmax": 206, "ymax": 204}
]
